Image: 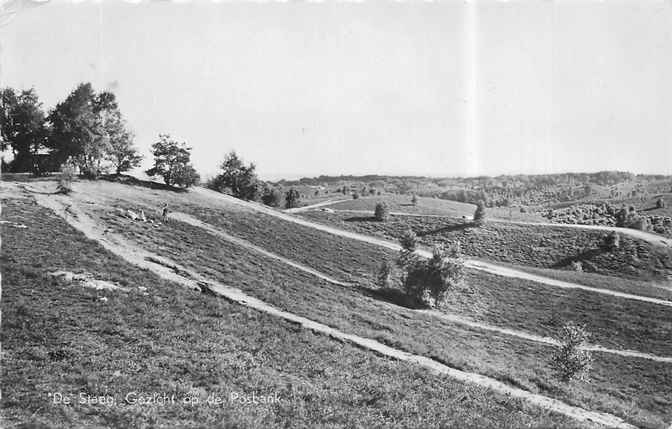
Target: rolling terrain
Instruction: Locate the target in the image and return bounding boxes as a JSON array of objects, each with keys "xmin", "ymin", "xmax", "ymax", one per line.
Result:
[{"xmin": 2, "ymin": 177, "xmax": 672, "ymax": 428}]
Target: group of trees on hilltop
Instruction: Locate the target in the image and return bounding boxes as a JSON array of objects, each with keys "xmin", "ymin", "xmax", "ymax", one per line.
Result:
[
  {"xmin": 1, "ymin": 83, "xmax": 202, "ymax": 188},
  {"xmin": 1, "ymin": 84, "xmax": 143, "ymax": 178},
  {"xmin": 0, "ymin": 88, "xmax": 49, "ymax": 174},
  {"xmin": 0, "ymin": 83, "xmax": 314, "ymax": 196},
  {"xmin": 205, "ymin": 151, "xmax": 304, "ymax": 209},
  {"xmin": 207, "ymin": 151, "xmax": 260, "ymax": 200}
]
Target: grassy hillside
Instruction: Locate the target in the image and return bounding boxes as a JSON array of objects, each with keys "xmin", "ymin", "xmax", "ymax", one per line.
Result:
[
  {"xmin": 29, "ymin": 183, "xmax": 667, "ymax": 427},
  {"xmin": 324, "ymin": 194, "xmax": 476, "ymax": 218},
  {"xmin": 4, "ymin": 180, "xmax": 672, "ymax": 428},
  {"xmin": 300, "ymin": 211, "xmax": 672, "ymax": 281},
  {"xmin": 2, "ymin": 198, "xmax": 584, "ymax": 429}
]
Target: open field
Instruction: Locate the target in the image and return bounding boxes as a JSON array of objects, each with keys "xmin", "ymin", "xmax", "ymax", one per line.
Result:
[
  {"xmin": 3, "ymin": 180, "xmax": 672, "ymax": 428},
  {"xmin": 2, "ymin": 198, "xmax": 588, "ymax": 429},
  {"xmin": 323, "ymin": 194, "xmax": 476, "ymax": 218},
  {"xmin": 299, "ymin": 211, "xmax": 672, "ymax": 281},
  {"xmin": 92, "ymin": 199, "xmax": 672, "ymax": 357}
]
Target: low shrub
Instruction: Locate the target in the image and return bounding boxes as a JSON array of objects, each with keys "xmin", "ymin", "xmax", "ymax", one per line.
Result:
[
  {"xmin": 285, "ymin": 188, "xmax": 301, "ymax": 209},
  {"xmin": 551, "ymin": 322, "xmax": 593, "ymax": 383},
  {"xmin": 603, "ymin": 231, "xmax": 620, "ymax": 251},
  {"xmin": 399, "ymin": 229, "xmax": 418, "ymax": 253},
  {"xmin": 376, "ymin": 260, "xmax": 394, "ymax": 289},
  {"xmin": 56, "ymin": 164, "xmax": 76, "ymax": 195},
  {"xmin": 399, "ymin": 243, "xmax": 465, "ymax": 308},
  {"xmin": 374, "ymin": 202, "xmax": 390, "ymax": 222}
]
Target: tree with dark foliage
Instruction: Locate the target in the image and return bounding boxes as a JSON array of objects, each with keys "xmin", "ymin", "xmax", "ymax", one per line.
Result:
[
  {"xmin": 0, "ymin": 87, "xmax": 49, "ymax": 175},
  {"xmin": 285, "ymin": 188, "xmax": 301, "ymax": 209},
  {"xmin": 208, "ymin": 151, "xmax": 259, "ymax": 200},
  {"xmin": 146, "ymin": 134, "xmax": 199, "ymax": 188}
]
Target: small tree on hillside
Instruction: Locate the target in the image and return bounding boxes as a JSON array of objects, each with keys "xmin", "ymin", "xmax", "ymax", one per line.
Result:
[
  {"xmin": 401, "ymin": 243, "xmax": 465, "ymax": 308},
  {"xmin": 374, "ymin": 202, "xmax": 390, "ymax": 221},
  {"xmin": 656, "ymin": 198, "xmax": 666, "ymax": 209},
  {"xmin": 602, "ymin": 231, "xmax": 620, "ymax": 251},
  {"xmin": 411, "ymin": 194, "xmax": 418, "ymax": 206},
  {"xmin": 352, "ymin": 192, "xmax": 360, "ymax": 199},
  {"xmin": 473, "ymin": 200, "xmax": 486, "ymax": 226},
  {"xmin": 399, "ymin": 228, "xmax": 418, "ymax": 253},
  {"xmin": 261, "ymin": 186, "xmax": 282, "ymax": 208},
  {"xmin": 285, "ymin": 188, "xmax": 301, "ymax": 209},
  {"xmin": 397, "ymin": 228, "xmax": 419, "ymax": 271},
  {"xmin": 551, "ymin": 322, "xmax": 593, "ymax": 383},
  {"xmin": 145, "ymin": 134, "xmax": 200, "ymax": 188},
  {"xmin": 376, "ymin": 260, "xmax": 393, "ymax": 289},
  {"xmin": 170, "ymin": 163, "xmax": 200, "ymax": 188},
  {"xmin": 208, "ymin": 151, "xmax": 260, "ymax": 200}
]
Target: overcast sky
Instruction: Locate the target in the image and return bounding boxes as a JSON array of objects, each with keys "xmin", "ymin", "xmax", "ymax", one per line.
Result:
[{"xmin": 1, "ymin": 0, "xmax": 670, "ymax": 180}]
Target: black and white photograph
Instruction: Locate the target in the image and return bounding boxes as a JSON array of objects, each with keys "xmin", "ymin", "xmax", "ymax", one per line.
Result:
[{"xmin": 1, "ymin": 0, "xmax": 671, "ymax": 428}]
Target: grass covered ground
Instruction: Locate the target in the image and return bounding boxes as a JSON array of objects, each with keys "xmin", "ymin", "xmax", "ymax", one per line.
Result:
[
  {"xmin": 2, "ymin": 197, "xmax": 587, "ymax": 429},
  {"xmin": 82, "ymin": 195, "xmax": 672, "ymax": 428},
  {"xmin": 324, "ymin": 194, "xmax": 476, "ymax": 218},
  {"xmin": 300, "ymin": 211, "xmax": 672, "ymax": 281},
  {"xmin": 502, "ymin": 263, "xmax": 672, "ymax": 302}
]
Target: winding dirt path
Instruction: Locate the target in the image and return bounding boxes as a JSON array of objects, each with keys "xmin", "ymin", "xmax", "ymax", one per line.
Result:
[
  {"xmin": 466, "ymin": 261, "xmax": 672, "ymax": 308},
  {"xmin": 315, "ymin": 208, "xmax": 466, "ymax": 219},
  {"xmin": 193, "ymin": 187, "xmax": 672, "ymax": 308},
  {"xmin": 169, "ymin": 211, "xmax": 350, "ymax": 287},
  {"xmin": 170, "ymin": 212, "xmax": 672, "ymax": 363},
  {"xmin": 30, "ymin": 193, "xmax": 636, "ymax": 429},
  {"xmin": 172, "ymin": 208, "xmax": 672, "ymax": 363},
  {"xmin": 313, "ymin": 205, "xmax": 672, "ymax": 248},
  {"xmin": 285, "ymin": 199, "xmax": 350, "ymax": 213},
  {"xmin": 489, "ymin": 218, "xmax": 672, "ymax": 248},
  {"xmin": 423, "ymin": 310, "xmax": 672, "ymax": 363}
]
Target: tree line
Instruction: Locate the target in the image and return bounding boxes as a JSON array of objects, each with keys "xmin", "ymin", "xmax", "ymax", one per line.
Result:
[
  {"xmin": 1, "ymin": 83, "xmax": 143, "ymax": 177},
  {"xmin": 205, "ymin": 151, "xmax": 304, "ymax": 209},
  {"xmin": 2, "ymin": 83, "xmax": 323, "ymax": 207},
  {"xmin": 0, "ymin": 83, "xmax": 203, "ymax": 189}
]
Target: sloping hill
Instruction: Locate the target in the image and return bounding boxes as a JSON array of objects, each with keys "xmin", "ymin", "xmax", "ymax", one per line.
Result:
[
  {"xmin": 3, "ymin": 178, "xmax": 672, "ymax": 428},
  {"xmin": 4, "ymin": 199, "xmax": 587, "ymax": 429},
  {"xmin": 323, "ymin": 194, "xmax": 476, "ymax": 218}
]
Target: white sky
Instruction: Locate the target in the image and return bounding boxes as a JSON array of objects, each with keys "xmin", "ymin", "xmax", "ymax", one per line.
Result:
[{"xmin": 1, "ymin": 0, "xmax": 670, "ymax": 180}]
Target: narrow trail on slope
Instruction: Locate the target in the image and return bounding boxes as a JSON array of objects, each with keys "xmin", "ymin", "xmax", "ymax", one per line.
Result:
[
  {"xmin": 316, "ymin": 208, "xmax": 465, "ymax": 219},
  {"xmin": 314, "ymin": 207, "xmax": 672, "ymax": 248},
  {"xmin": 169, "ymin": 211, "xmax": 350, "ymax": 287},
  {"xmin": 423, "ymin": 311, "xmax": 672, "ymax": 363},
  {"xmin": 489, "ymin": 218, "xmax": 672, "ymax": 248},
  {"xmin": 285, "ymin": 199, "xmax": 350, "ymax": 213},
  {"xmin": 193, "ymin": 187, "xmax": 672, "ymax": 308},
  {"xmin": 30, "ymin": 193, "xmax": 636, "ymax": 429},
  {"xmin": 466, "ymin": 261, "xmax": 672, "ymax": 308},
  {"xmin": 172, "ymin": 209, "xmax": 672, "ymax": 364}
]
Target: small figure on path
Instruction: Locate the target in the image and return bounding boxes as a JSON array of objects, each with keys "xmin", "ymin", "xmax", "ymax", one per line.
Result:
[{"xmin": 161, "ymin": 203, "xmax": 169, "ymax": 223}]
